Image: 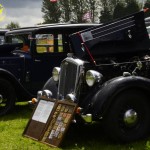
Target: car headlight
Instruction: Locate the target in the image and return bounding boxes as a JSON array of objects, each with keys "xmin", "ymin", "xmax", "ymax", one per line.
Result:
[
  {"xmin": 52, "ymin": 67, "xmax": 60, "ymax": 81},
  {"xmin": 86, "ymin": 70, "xmax": 103, "ymax": 86}
]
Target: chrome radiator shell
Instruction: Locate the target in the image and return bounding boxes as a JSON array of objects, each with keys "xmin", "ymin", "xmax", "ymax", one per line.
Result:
[{"xmin": 57, "ymin": 57, "xmax": 84, "ymax": 100}]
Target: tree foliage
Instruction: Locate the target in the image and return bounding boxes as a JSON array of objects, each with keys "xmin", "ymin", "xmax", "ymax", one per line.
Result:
[
  {"xmin": 99, "ymin": 0, "xmax": 112, "ymax": 23},
  {"xmin": 71, "ymin": 0, "xmax": 93, "ymax": 23},
  {"xmin": 41, "ymin": 0, "xmax": 142, "ymax": 24},
  {"xmin": 88, "ymin": 0, "xmax": 99, "ymax": 22},
  {"xmin": 125, "ymin": 0, "xmax": 140, "ymax": 16},
  {"xmin": 42, "ymin": 0, "xmax": 98, "ymax": 23},
  {"xmin": 100, "ymin": 0, "xmax": 141, "ymax": 23},
  {"xmin": 144, "ymin": 0, "xmax": 150, "ymax": 18},
  {"xmin": 113, "ymin": 2, "xmax": 126, "ymax": 19},
  {"xmin": 59, "ymin": 0, "xmax": 72, "ymax": 22},
  {"xmin": 6, "ymin": 21, "xmax": 20, "ymax": 29},
  {"xmin": 99, "ymin": 7, "xmax": 112, "ymax": 23},
  {"xmin": 42, "ymin": 0, "xmax": 61, "ymax": 23}
]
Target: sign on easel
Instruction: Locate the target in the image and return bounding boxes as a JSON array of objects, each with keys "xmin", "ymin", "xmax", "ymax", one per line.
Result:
[
  {"xmin": 23, "ymin": 97, "xmax": 77, "ymax": 147},
  {"xmin": 40, "ymin": 100, "xmax": 77, "ymax": 147},
  {"xmin": 23, "ymin": 97, "xmax": 56, "ymax": 140}
]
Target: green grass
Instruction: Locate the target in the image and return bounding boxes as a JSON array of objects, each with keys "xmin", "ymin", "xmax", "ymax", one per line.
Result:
[{"xmin": 0, "ymin": 102, "xmax": 150, "ymax": 150}]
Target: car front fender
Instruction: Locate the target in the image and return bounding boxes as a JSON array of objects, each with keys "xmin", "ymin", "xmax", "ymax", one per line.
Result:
[
  {"xmin": 89, "ymin": 76, "xmax": 150, "ymax": 120},
  {"xmin": 42, "ymin": 77, "xmax": 58, "ymax": 98}
]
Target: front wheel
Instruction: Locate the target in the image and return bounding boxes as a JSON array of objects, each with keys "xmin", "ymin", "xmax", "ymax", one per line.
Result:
[
  {"xmin": 104, "ymin": 89, "xmax": 150, "ymax": 142},
  {"xmin": 0, "ymin": 79, "xmax": 16, "ymax": 116}
]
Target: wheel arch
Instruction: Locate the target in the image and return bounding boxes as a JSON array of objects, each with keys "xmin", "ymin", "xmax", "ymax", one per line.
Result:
[
  {"xmin": 42, "ymin": 77, "xmax": 58, "ymax": 98},
  {"xmin": 91, "ymin": 76, "xmax": 150, "ymax": 119},
  {"xmin": 0, "ymin": 68, "xmax": 32, "ymax": 101}
]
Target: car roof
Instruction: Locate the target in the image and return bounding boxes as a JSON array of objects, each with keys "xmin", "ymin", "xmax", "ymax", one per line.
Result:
[
  {"xmin": 0, "ymin": 29, "xmax": 9, "ymax": 35},
  {"xmin": 5, "ymin": 23, "xmax": 99, "ymax": 35}
]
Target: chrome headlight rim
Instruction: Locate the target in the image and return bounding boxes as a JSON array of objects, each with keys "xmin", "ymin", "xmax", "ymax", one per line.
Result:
[
  {"xmin": 66, "ymin": 93, "xmax": 76, "ymax": 102},
  {"xmin": 42, "ymin": 89, "xmax": 52, "ymax": 98},
  {"xmin": 86, "ymin": 70, "xmax": 102, "ymax": 86},
  {"xmin": 52, "ymin": 67, "xmax": 60, "ymax": 82}
]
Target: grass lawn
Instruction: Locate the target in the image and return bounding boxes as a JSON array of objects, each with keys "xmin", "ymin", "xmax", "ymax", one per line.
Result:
[{"xmin": 0, "ymin": 102, "xmax": 149, "ymax": 150}]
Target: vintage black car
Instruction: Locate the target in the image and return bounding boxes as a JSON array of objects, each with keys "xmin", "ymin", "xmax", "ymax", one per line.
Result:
[
  {"xmin": 0, "ymin": 23, "xmax": 98, "ymax": 116},
  {"xmin": 0, "ymin": 29, "xmax": 8, "ymax": 44},
  {"xmin": 38, "ymin": 11, "xmax": 150, "ymax": 142}
]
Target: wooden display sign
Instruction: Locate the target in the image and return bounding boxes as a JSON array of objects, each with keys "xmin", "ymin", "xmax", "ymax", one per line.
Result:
[
  {"xmin": 23, "ymin": 97, "xmax": 56, "ymax": 140},
  {"xmin": 40, "ymin": 100, "xmax": 77, "ymax": 147},
  {"xmin": 23, "ymin": 97, "xmax": 77, "ymax": 148}
]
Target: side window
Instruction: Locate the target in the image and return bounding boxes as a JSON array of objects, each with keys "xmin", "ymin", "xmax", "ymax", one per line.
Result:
[
  {"xmin": 36, "ymin": 34, "xmax": 54, "ymax": 53},
  {"xmin": 6, "ymin": 34, "xmax": 30, "ymax": 52},
  {"xmin": 58, "ymin": 34, "xmax": 63, "ymax": 52},
  {"xmin": 12, "ymin": 37, "xmax": 23, "ymax": 44},
  {"xmin": 36, "ymin": 33, "xmax": 65, "ymax": 53},
  {"xmin": 0, "ymin": 35, "xmax": 5, "ymax": 44},
  {"xmin": 147, "ymin": 27, "xmax": 150, "ymax": 38}
]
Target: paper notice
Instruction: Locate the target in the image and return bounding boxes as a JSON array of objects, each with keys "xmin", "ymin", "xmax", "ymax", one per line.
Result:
[{"xmin": 32, "ymin": 100, "xmax": 54, "ymax": 123}]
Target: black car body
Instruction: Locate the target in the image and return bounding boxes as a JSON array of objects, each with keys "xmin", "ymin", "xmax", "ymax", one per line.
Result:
[
  {"xmin": 40, "ymin": 11, "xmax": 150, "ymax": 142},
  {"xmin": 0, "ymin": 23, "xmax": 97, "ymax": 116},
  {"xmin": 0, "ymin": 29, "xmax": 8, "ymax": 44}
]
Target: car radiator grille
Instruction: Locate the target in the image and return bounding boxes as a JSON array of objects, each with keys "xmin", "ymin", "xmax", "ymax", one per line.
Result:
[{"xmin": 58, "ymin": 59, "xmax": 79, "ymax": 100}]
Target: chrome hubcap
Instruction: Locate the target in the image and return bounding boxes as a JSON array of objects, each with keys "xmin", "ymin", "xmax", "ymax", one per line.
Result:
[{"xmin": 123, "ymin": 109, "xmax": 138, "ymax": 127}]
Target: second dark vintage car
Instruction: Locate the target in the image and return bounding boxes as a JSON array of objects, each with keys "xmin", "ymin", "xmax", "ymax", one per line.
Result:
[
  {"xmin": 0, "ymin": 29, "xmax": 8, "ymax": 44},
  {"xmin": 0, "ymin": 23, "xmax": 98, "ymax": 116},
  {"xmin": 37, "ymin": 11, "xmax": 150, "ymax": 142}
]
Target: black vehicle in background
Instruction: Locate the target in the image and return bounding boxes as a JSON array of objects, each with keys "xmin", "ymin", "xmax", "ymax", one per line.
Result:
[
  {"xmin": 0, "ymin": 23, "xmax": 97, "ymax": 116},
  {"xmin": 0, "ymin": 29, "xmax": 8, "ymax": 44},
  {"xmin": 39, "ymin": 11, "xmax": 150, "ymax": 142}
]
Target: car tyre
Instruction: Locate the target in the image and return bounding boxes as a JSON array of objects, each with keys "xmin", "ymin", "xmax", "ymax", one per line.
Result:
[
  {"xmin": 0, "ymin": 78, "xmax": 16, "ymax": 116},
  {"xmin": 104, "ymin": 89, "xmax": 150, "ymax": 142}
]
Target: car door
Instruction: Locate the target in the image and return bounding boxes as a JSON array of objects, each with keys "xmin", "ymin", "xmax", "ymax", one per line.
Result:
[{"xmin": 28, "ymin": 28, "xmax": 74, "ymax": 94}]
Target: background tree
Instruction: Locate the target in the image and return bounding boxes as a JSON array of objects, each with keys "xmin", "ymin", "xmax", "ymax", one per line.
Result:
[
  {"xmin": 100, "ymin": 7, "xmax": 112, "ymax": 23},
  {"xmin": 113, "ymin": 1, "xmax": 126, "ymax": 19},
  {"xmin": 99, "ymin": 0, "xmax": 113, "ymax": 23},
  {"xmin": 41, "ymin": 0, "xmax": 98, "ymax": 23},
  {"xmin": 42, "ymin": 0, "xmax": 61, "ymax": 23},
  {"xmin": 59, "ymin": 0, "xmax": 72, "ymax": 22},
  {"xmin": 143, "ymin": 0, "xmax": 150, "ymax": 18},
  {"xmin": 124, "ymin": 0, "xmax": 140, "ymax": 16},
  {"xmin": 111, "ymin": 0, "xmax": 120, "ymax": 7},
  {"xmin": 70, "ymin": 0, "xmax": 90, "ymax": 23},
  {"xmin": 41, "ymin": 0, "xmax": 141, "ymax": 24},
  {"xmin": 87, "ymin": 0, "xmax": 99, "ymax": 22},
  {"xmin": 6, "ymin": 21, "xmax": 20, "ymax": 29},
  {"xmin": 100, "ymin": 0, "xmax": 140, "ymax": 23}
]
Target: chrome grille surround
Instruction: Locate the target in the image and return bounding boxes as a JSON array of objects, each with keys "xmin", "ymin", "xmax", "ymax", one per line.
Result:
[{"xmin": 57, "ymin": 57, "xmax": 84, "ymax": 100}]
